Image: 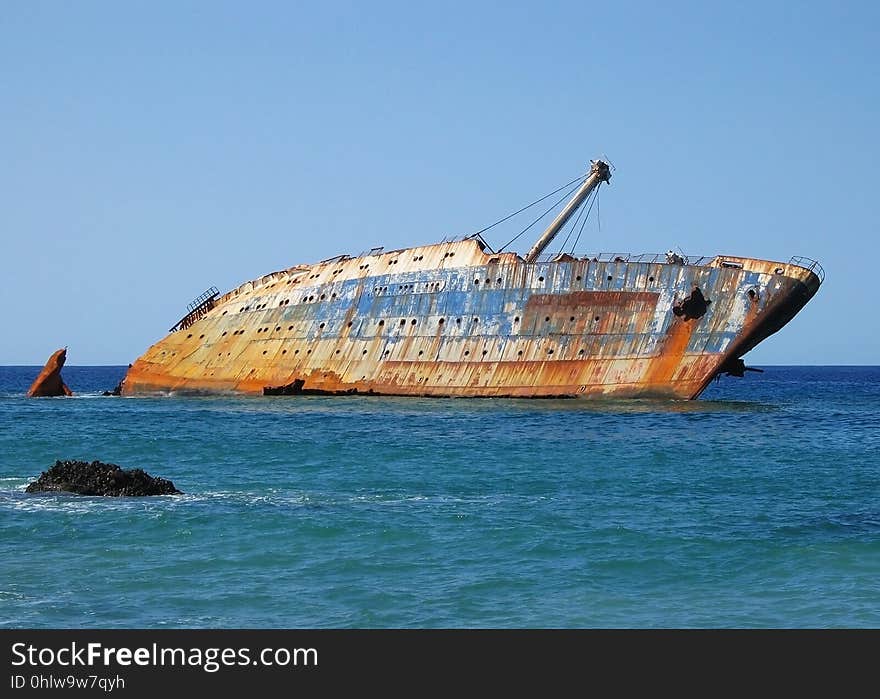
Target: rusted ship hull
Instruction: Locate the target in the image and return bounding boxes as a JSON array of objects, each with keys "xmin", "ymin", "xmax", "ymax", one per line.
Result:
[{"xmin": 122, "ymin": 239, "xmax": 822, "ymax": 399}]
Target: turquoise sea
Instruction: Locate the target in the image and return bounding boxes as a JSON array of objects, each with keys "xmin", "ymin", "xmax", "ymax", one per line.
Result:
[{"xmin": 1, "ymin": 366, "xmax": 878, "ymax": 628}]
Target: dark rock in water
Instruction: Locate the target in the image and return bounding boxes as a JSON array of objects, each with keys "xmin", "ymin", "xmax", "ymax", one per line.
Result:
[
  {"xmin": 263, "ymin": 378, "xmax": 359, "ymax": 396},
  {"xmin": 103, "ymin": 364, "xmax": 131, "ymax": 395},
  {"xmin": 102, "ymin": 379, "xmax": 125, "ymax": 396},
  {"xmin": 263, "ymin": 378, "xmax": 306, "ymax": 395},
  {"xmin": 26, "ymin": 460, "xmax": 182, "ymax": 496},
  {"xmin": 27, "ymin": 348, "xmax": 73, "ymax": 397}
]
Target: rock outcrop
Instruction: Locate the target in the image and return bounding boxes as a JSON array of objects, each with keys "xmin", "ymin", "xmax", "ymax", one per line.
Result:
[
  {"xmin": 26, "ymin": 348, "xmax": 73, "ymax": 397},
  {"xmin": 26, "ymin": 460, "xmax": 182, "ymax": 496},
  {"xmin": 102, "ymin": 379, "xmax": 125, "ymax": 396}
]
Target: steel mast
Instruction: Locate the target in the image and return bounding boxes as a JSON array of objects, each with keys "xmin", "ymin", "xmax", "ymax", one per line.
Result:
[{"xmin": 523, "ymin": 159, "xmax": 611, "ymax": 263}]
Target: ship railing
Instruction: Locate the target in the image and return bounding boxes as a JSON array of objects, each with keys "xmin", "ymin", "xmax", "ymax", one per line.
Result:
[
  {"xmin": 319, "ymin": 254, "xmax": 352, "ymax": 264},
  {"xmin": 533, "ymin": 251, "xmax": 716, "ymax": 266},
  {"xmin": 169, "ymin": 286, "xmax": 220, "ymax": 332},
  {"xmin": 789, "ymin": 256, "xmax": 825, "ymax": 283},
  {"xmin": 356, "ymin": 246, "xmax": 385, "ymax": 257}
]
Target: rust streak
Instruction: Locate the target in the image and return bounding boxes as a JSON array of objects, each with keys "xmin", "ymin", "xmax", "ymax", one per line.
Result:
[{"xmin": 643, "ymin": 316, "xmax": 697, "ymax": 387}]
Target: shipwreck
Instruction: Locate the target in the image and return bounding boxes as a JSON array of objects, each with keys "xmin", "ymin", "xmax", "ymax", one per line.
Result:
[{"xmin": 122, "ymin": 159, "xmax": 822, "ymax": 399}]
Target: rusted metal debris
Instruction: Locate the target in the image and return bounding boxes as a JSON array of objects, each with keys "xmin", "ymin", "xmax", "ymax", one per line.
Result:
[{"xmin": 27, "ymin": 348, "xmax": 73, "ymax": 397}]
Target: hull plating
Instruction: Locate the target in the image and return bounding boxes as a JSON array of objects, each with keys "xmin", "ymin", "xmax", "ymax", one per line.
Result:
[{"xmin": 123, "ymin": 240, "xmax": 821, "ymax": 399}]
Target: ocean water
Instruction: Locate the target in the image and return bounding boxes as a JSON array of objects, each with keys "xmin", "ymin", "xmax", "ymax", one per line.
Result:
[{"xmin": 0, "ymin": 365, "xmax": 878, "ymax": 628}]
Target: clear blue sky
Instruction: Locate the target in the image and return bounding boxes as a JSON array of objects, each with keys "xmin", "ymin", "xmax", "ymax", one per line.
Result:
[{"xmin": 2, "ymin": 1, "xmax": 876, "ymax": 365}]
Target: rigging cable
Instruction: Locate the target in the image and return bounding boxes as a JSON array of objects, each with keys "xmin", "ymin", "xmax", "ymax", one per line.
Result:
[
  {"xmin": 497, "ymin": 178, "xmax": 585, "ymax": 253},
  {"xmin": 556, "ymin": 193, "xmax": 587, "ymax": 254},
  {"xmin": 471, "ymin": 173, "xmax": 587, "ymax": 238},
  {"xmin": 556, "ymin": 185, "xmax": 596, "ymax": 255},
  {"xmin": 569, "ymin": 181, "xmax": 602, "ymax": 253}
]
